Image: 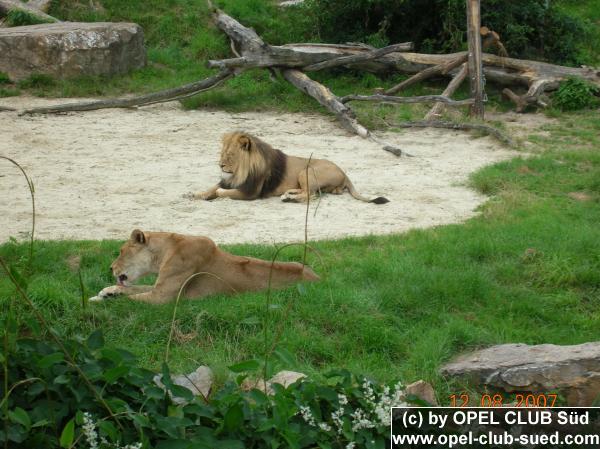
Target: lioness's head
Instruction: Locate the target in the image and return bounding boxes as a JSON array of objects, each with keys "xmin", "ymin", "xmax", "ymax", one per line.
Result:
[
  {"xmin": 111, "ymin": 229, "xmax": 154, "ymax": 285},
  {"xmin": 220, "ymin": 132, "xmax": 273, "ymax": 186}
]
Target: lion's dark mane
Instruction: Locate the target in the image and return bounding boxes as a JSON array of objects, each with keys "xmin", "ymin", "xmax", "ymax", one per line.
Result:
[{"xmin": 219, "ymin": 136, "xmax": 287, "ymax": 198}]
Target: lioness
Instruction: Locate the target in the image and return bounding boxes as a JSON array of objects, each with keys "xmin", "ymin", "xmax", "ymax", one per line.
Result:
[
  {"xmin": 90, "ymin": 229, "xmax": 319, "ymax": 304},
  {"xmin": 189, "ymin": 131, "xmax": 389, "ymax": 204}
]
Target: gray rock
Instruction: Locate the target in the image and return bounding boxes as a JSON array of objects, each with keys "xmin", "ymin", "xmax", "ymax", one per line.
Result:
[
  {"xmin": 441, "ymin": 342, "xmax": 600, "ymax": 405},
  {"xmin": 153, "ymin": 366, "xmax": 213, "ymax": 405},
  {"xmin": 0, "ymin": 22, "xmax": 146, "ymax": 81}
]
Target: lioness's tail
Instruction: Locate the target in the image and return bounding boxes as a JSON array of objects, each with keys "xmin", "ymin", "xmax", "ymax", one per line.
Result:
[{"xmin": 345, "ymin": 177, "xmax": 389, "ymax": 204}]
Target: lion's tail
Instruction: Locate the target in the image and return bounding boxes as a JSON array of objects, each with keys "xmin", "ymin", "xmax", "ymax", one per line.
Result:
[{"xmin": 345, "ymin": 177, "xmax": 389, "ymax": 204}]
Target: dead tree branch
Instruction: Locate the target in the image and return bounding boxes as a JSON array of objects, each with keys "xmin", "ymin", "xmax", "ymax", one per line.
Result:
[
  {"xmin": 282, "ymin": 69, "xmax": 369, "ymax": 137},
  {"xmin": 425, "ymin": 63, "xmax": 468, "ymax": 121},
  {"xmin": 340, "ymin": 93, "xmax": 474, "ymax": 106},
  {"xmin": 395, "ymin": 120, "xmax": 515, "ymax": 147},
  {"xmin": 21, "ymin": 70, "xmax": 233, "ymax": 115}
]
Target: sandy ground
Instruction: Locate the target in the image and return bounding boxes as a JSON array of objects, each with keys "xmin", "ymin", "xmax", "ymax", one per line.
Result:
[{"xmin": 1, "ymin": 96, "xmax": 518, "ymax": 245}]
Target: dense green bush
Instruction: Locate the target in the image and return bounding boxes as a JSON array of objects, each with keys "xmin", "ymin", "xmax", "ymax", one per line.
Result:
[
  {"xmin": 303, "ymin": 0, "xmax": 587, "ymax": 65},
  {"xmin": 1, "ymin": 328, "xmax": 418, "ymax": 448},
  {"xmin": 552, "ymin": 77, "xmax": 600, "ymax": 111}
]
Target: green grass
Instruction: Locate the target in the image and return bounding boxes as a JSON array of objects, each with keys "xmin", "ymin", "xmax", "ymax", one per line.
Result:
[{"xmin": 2, "ymin": 111, "xmax": 599, "ymax": 402}]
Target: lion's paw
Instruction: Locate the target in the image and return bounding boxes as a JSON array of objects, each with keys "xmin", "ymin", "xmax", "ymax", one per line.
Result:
[
  {"xmin": 281, "ymin": 192, "xmax": 300, "ymax": 203},
  {"xmin": 184, "ymin": 191, "xmax": 215, "ymax": 201},
  {"xmin": 182, "ymin": 191, "xmax": 198, "ymax": 200}
]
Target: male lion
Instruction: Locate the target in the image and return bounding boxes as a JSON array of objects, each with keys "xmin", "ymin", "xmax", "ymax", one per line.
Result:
[
  {"xmin": 90, "ymin": 229, "xmax": 319, "ymax": 304},
  {"xmin": 189, "ymin": 131, "xmax": 389, "ymax": 204}
]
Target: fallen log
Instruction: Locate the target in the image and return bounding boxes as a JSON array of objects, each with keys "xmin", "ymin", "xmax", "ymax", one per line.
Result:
[
  {"xmin": 425, "ymin": 63, "xmax": 468, "ymax": 121},
  {"xmin": 395, "ymin": 120, "xmax": 515, "ymax": 147},
  {"xmin": 340, "ymin": 93, "xmax": 474, "ymax": 107},
  {"xmin": 303, "ymin": 42, "xmax": 413, "ymax": 71},
  {"xmin": 0, "ymin": 0, "xmax": 59, "ymax": 22},
  {"xmin": 22, "ymin": 70, "xmax": 233, "ymax": 114},
  {"xmin": 384, "ymin": 54, "xmax": 467, "ymax": 95},
  {"xmin": 502, "ymin": 80, "xmax": 551, "ymax": 112}
]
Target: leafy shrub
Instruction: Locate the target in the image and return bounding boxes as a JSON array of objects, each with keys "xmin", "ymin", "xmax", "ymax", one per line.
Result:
[
  {"xmin": 5, "ymin": 9, "xmax": 52, "ymax": 26},
  {"xmin": 0, "ymin": 72, "xmax": 11, "ymax": 85},
  {"xmin": 552, "ymin": 77, "xmax": 600, "ymax": 111},
  {"xmin": 303, "ymin": 0, "xmax": 587, "ymax": 65},
  {"xmin": 1, "ymin": 328, "xmax": 419, "ymax": 448}
]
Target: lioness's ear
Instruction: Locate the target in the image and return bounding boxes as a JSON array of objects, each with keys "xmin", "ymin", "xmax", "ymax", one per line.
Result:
[
  {"xmin": 130, "ymin": 229, "xmax": 146, "ymax": 244},
  {"xmin": 238, "ymin": 135, "xmax": 252, "ymax": 151}
]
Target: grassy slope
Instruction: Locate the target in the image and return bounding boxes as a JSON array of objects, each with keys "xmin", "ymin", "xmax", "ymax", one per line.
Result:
[{"xmin": 2, "ymin": 113, "xmax": 599, "ymax": 400}]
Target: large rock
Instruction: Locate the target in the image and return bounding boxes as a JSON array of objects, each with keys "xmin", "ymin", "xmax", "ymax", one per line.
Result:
[
  {"xmin": 441, "ymin": 342, "xmax": 600, "ymax": 406},
  {"xmin": 0, "ymin": 22, "xmax": 146, "ymax": 81}
]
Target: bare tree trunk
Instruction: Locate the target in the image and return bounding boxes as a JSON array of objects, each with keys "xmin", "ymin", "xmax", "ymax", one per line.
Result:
[
  {"xmin": 466, "ymin": 0, "xmax": 484, "ymax": 118},
  {"xmin": 425, "ymin": 63, "xmax": 468, "ymax": 121}
]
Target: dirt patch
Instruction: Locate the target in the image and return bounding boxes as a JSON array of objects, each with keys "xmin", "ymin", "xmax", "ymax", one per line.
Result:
[{"xmin": 1, "ymin": 96, "xmax": 518, "ymax": 244}]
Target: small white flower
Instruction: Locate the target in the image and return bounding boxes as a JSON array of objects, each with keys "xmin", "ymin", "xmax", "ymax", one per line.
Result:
[
  {"xmin": 299, "ymin": 405, "xmax": 317, "ymax": 426},
  {"xmin": 332, "ymin": 408, "xmax": 345, "ymax": 434},
  {"xmin": 351, "ymin": 408, "xmax": 375, "ymax": 431},
  {"xmin": 346, "ymin": 442, "xmax": 356, "ymax": 449},
  {"xmin": 338, "ymin": 393, "xmax": 348, "ymax": 405},
  {"xmin": 319, "ymin": 422, "xmax": 332, "ymax": 432},
  {"xmin": 82, "ymin": 413, "xmax": 99, "ymax": 449}
]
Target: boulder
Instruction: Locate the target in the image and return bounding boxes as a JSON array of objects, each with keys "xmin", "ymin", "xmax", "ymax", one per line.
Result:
[
  {"xmin": 0, "ymin": 22, "xmax": 146, "ymax": 81},
  {"xmin": 441, "ymin": 342, "xmax": 600, "ymax": 406}
]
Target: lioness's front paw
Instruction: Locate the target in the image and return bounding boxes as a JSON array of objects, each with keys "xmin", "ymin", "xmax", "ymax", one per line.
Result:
[{"xmin": 89, "ymin": 285, "xmax": 124, "ymax": 302}]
